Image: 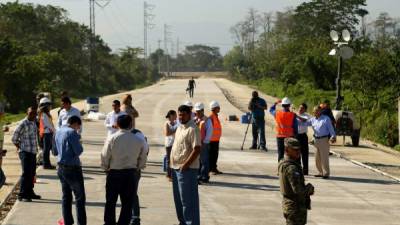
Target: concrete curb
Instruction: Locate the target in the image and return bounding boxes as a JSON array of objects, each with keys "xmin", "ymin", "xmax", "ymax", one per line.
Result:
[{"xmin": 330, "ymin": 150, "xmax": 400, "ymax": 183}]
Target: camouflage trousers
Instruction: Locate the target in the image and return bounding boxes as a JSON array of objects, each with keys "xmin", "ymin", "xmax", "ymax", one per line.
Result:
[{"xmin": 283, "ymin": 199, "xmax": 307, "ymax": 225}]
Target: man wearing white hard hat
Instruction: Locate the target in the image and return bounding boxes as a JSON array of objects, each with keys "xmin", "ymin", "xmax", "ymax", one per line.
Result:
[
  {"xmin": 184, "ymin": 101, "xmax": 196, "ymax": 119},
  {"xmin": 209, "ymin": 101, "xmax": 223, "ymax": 175},
  {"xmin": 194, "ymin": 102, "xmax": 213, "ymax": 183},
  {"xmin": 270, "ymin": 97, "xmax": 298, "ymax": 162},
  {"xmin": 38, "ymin": 97, "xmax": 56, "ymax": 169}
]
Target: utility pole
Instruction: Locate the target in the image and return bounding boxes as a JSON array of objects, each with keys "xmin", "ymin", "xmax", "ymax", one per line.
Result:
[
  {"xmin": 89, "ymin": 0, "xmax": 110, "ymax": 91},
  {"xmin": 157, "ymin": 39, "xmax": 161, "ymax": 73},
  {"xmin": 144, "ymin": 1, "xmax": 155, "ymax": 68},
  {"xmin": 176, "ymin": 37, "xmax": 180, "ymax": 56},
  {"xmin": 89, "ymin": 0, "xmax": 96, "ymax": 90},
  {"xmin": 164, "ymin": 24, "xmax": 172, "ymax": 77}
]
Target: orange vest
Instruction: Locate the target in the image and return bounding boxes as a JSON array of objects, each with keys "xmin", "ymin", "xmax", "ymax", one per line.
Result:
[
  {"xmin": 199, "ymin": 119, "xmax": 206, "ymax": 143},
  {"xmin": 39, "ymin": 112, "xmax": 53, "ymax": 138},
  {"xmin": 209, "ymin": 113, "xmax": 221, "ymax": 142},
  {"xmin": 275, "ymin": 111, "xmax": 295, "ymax": 137}
]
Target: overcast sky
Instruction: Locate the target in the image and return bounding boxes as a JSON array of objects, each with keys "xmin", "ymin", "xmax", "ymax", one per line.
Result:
[{"xmin": 10, "ymin": 0, "xmax": 400, "ymax": 54}]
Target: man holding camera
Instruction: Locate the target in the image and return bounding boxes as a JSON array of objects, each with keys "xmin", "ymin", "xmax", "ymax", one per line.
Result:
[{"xmin": 248, "ymin": 91, "xmax": 268, "ymax": 151}]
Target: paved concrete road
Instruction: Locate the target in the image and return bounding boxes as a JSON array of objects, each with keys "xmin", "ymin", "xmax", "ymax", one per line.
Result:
[{"xmin": 3, "ymin": 79, "xmax": 400, "ymax": 225}]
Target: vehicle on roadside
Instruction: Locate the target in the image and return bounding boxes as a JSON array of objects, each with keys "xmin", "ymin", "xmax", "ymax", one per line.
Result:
[{"xmin": 332, "ymin": 110, "xmax": 361, "ymax": 147}]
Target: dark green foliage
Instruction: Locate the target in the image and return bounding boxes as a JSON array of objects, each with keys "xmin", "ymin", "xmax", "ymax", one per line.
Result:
[{"xmin": 0, "ymin": 2, "xmax": 160, "ymax": 113}]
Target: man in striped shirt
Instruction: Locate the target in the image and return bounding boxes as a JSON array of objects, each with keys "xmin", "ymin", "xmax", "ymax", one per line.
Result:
[{"xmin": 12, "ymin": 107, "xmax": 41, "ymax": 202}]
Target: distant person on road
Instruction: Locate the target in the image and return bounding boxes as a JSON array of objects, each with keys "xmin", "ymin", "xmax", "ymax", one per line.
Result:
[
  {"xmin": 12, "ymin": 107, "xmax": 41, "ymax": 202},
  {"xmin": 187, "ymin": 77, "xmax": 196, "ymax": 98},
  {"xmin": 101, "ymin": 115, "xmax": 147, "ymax": 225},
  {"xmin": 194, "ymin": 102, "xmax": 213, "ymax": 184},
  {"xmin": 105, "ymin": 100, "xmax": 126, "ymax": 138},
  {"xmin": 248, "ymin": 91, "xmax": 268, "ymax": 151},
  {"xmin": 296, "ymin": 103, "xmax": 311, "ymax": 175},
  {"xmin": 58, "ymin": 97, "xmax": 81, "ymax": 131},
  {"xmin": 38, "ymin": 97, "xmax": 56, "ymax": 169},
  {"xmin": 209, "ymin": 100, "xmax": 223, "ymax": 175},
  {"xmin": 164, "ymin": 110, "xmax": 178, "ymax": 180},
  {"xmin": 171, "ymin": 105, "xmax": 201, "ymax": 225},
  {"xmin": 0, "ymin": 103, "xmax": 9, "ymax": 188},
  {"xmin": 53, "ymin": 116, "xmax": 86, "ymax": 225},
  {"xmin": 121, "ymin": 94, "xmax": 139, "ymax": 129},
  {"xmin": 270, "ymin": 97, "xmax": 298, "ymax": 162},
  {"xmin": 130, "ymin": 128, "xmax": 149, "ymax": 225},
  {"xmin": 303, "ymin": 106, "xmax": 336, "ymax": 179},
  {"xmin": 279, "ymin": 138, "xmax": 314, "ymax": 225}
]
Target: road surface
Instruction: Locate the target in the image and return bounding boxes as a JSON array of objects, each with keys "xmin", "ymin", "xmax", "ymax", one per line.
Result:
[{"xmin": 3, "ymin": 78, "xmax": 400, "ymax": 225}]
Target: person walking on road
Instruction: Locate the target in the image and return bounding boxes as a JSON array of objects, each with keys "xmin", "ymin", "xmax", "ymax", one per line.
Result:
[
  {"xmin": 12, "ymin": 107, "xmax": 41, "ymax": 202},
  {"xmin": 164, "ymin": 110, "xmax": 178, "ymax": 180},
  {"xmin": 38, "ymin": 97, "xmax": 56, "ymax": 169},
  {"xmin": 121, "ymin": 94, "xmax": 139, "ymax": 129},
  {"xmin": 296, "ymin": 103, "xmax": 311, "ymax": 175},
  {"xmin": 248, "ymin": 91, "xmax": 268, "ymax": 151},
  {"xmin": 270, "ymin": 97, "xmax": 298, "ymax": 162},
  {"xmin": 171, "ymin": 105, "xmax": 201, "ymax": 225},
  {"xmin": 105, "ymin": 100, "xmax": 126, "ymax": 138},
  {"xmin": 209, "ymin": 100, "xmax": 223, "ymax": 175},
  {"xmin": 53, "ymin": 116, "xmax": 86, "ymax": 225},
  {"xmin": 303, "ymin": 106, "xmax": 336, "ymax": 179},
  {"xmin": 194, "ymin": 102, "xmax": 213, "ymax": 184},
  {"xmin": 187, "ymin": 77, "xmax": 196, "ymax": 98},
  {"xmin": 279, "ymin": 138, "xmax": 314, "ymax": 225},
  {"xmin": 130, "ymin": 128, "xmax": 149, "ymax": 225},
  {"xmin": 58, "ymin": 97, "xmax": 81, "ymax": 130},
  {"xmin": 101, "ymin": 115, "xmax": 147, "ymax": 225}
]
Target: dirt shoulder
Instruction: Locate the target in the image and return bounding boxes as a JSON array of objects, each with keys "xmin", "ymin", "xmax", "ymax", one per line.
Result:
[{"xmin": 214, "ymin": 78, "xmax": 400, "ymax": 181}]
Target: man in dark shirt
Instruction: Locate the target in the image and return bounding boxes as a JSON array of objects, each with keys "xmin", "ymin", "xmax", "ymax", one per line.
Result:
[
  {"xmin": 248, "ymin": 91, "xmax": 268, "ymax": 151},
  {"xmin": 320, "ymin": 100, "xmax": 336, "ymax": 127},
  {"xmin": 187, "ymin": 77, "xmax": 196, "ymax": 98}
]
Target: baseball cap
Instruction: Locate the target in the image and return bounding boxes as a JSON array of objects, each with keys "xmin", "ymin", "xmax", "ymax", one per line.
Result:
[{"xmin": 284, "ymin": 138, "xmax": 301, "ymax": 150}]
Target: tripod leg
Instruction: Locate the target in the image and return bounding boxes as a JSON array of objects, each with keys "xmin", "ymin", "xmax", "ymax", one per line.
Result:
[{"xmin": 241, "ymin": 120, "xmax": 251, "ymax": 150}]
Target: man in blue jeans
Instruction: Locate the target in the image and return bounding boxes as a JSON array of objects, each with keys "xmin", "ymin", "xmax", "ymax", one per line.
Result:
[
  {"xmin": 248, "ymin": 91, "xmax": 268, "ymax": 151},
  {"xmin": 171, "ymin": 105, "xmax": 201, "ymax": 225},
  {"xmin": 194, "ymin": 102, "xmax": 213, "ymax": 184},
  {"xmin": 53, "ymin": 116, "xmax": 86, "ymax": 225}
]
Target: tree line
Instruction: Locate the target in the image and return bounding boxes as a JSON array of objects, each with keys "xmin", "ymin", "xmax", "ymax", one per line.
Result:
[
  {"xmin": 223, "ymin": 0, "xmax": 400, "ymax": 147},
  {"xmin": 0, "ymin": 2, "xmax": 159, "ymax": 113}
]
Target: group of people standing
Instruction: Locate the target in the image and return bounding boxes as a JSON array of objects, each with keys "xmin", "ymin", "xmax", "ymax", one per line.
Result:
[{"xmin": 248, "ymin": 91, "xmax": 336, "ymax": 225}]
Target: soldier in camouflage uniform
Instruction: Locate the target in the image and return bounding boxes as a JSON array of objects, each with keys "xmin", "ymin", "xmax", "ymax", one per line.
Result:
[{"xmin": 279, "ymin": 138, "xmax": 314, "ymax": 225}]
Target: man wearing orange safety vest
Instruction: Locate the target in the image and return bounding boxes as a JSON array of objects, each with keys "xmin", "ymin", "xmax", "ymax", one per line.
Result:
[
  {"xmin": 269, "ymin": 97, "xmax": 298, "ymax": 162},
  {"xmin": 209, "ymin": 101, "xmax": 222, "ymax": 175},
  {"xmin": 194, "ymin": 102, "xmax": 213, "ymax": 184}
]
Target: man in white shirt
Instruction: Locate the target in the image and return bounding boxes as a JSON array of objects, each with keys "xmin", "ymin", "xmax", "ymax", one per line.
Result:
[
  {"xmin": 58, "ymin": 97, "xmax": 81, "ymax": 131},
  {"xmin": 101, "ymin": 115, "xmax": 147, "ymax": 225},
  {"xmin": 296, "ymin": 103, "xmax": 311, "ymax": 175},
  {"xmin": 104, "ymin": 100, "xmax": 126, "ymax": 138}
]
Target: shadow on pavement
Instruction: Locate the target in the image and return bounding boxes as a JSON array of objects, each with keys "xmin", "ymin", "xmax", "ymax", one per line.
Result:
[
  {"xmin": 208, "ymin": 181, "xmax": 279, "ymax": 191},
  {"xmin": 37, "ymin": 175, "xmax": 94, "ymax": 180},
  {"xmin": 221, "ymin": 172, "xmax": 278, "ymax": 180},
  {"xmin": 363, "ymin": 162, "xmax": 400, "ymax": 169},
  {"xmin": 30, "ymin": 198, "xmax": 118, "ymax": 207},
  {"xmin": 327, "ymin": 176, "xmax": 398, "ymax": 185}
]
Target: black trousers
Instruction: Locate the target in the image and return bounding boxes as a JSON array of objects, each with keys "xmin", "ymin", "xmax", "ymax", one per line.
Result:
[
  {"xmin": 104, "ymin": 169, "xmax": 137, "ymax": 225},
  {"xmin": 19, "ymin": 151, "xmax": 36, "ymax": 198},
  {"xmin": 277, "ymin": 137, "xmax": 285, "ymax": 162},
  {"xmin": 209, "ymin": 141, "xmax": 220, "ymax": 172},
  {"xmin": 296, "ymin": 133, "xmax": 309, "ymax": 175}
]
